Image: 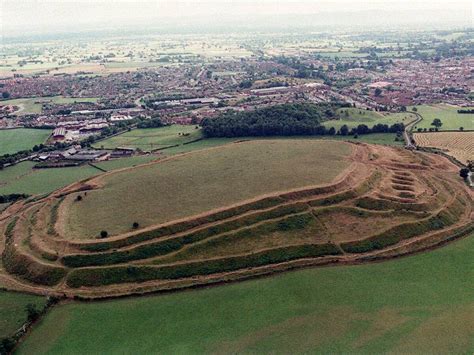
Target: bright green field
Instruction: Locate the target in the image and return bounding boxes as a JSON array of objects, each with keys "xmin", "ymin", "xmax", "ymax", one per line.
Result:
[
  {"xmin": 0, "ymin": 128, "xmax": 52, "ymax": 155},
  {"xmin": 322, "ymin": 109, "xmax": 417, "ymax": 131},
  {"xmin": 65, "ymin": 140, "xmax": 352, "ymax": 238},
  {"xmin": 93, "ymin": 125, "xmax": 203, "ymax": 151},
  {"xmin": 0, "ymin": 290, "xmax": 47, "ymax": 339},
  {"xmin": 0, "ymin": 96, "xmax": 98, "ymax": 115},
  {"xmin": 414, "ymin": 104, "xmax": 474, "ymax": 131},
  {"xmin": 18, "ymin": 234, "xmax": 474, "ymax": 354}
]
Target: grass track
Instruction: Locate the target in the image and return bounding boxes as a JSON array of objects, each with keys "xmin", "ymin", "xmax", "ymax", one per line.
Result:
[{"xmin": 17, "ymin": 234, "xmax": 474, "ymax": 354}]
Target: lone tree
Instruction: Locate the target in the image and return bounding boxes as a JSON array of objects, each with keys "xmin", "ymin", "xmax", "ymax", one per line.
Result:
[
  {"xmin": 431, "ymin": 118, "xmax": 443, "ymax": 129},
  {"xmin": 76, "ymin": 195, "xmax": 82, "ymax": 201},
  {"xmin": 339, "ymin": 124, "xmax": 349, "ymax": 136},
  {"xmin": 100, "ymin": 230, "xmax": 108, "ymax": 238},
  {"xmin": 132, "ymin": 222, "xmax": 139, "ymax": 229},
  {"xmin": 459, "ymin": 127, "xmax": 464, "ymax": 131},
  {"xmin": 459, "ymin": 168, "xmax": 469, "ymax": 180}
]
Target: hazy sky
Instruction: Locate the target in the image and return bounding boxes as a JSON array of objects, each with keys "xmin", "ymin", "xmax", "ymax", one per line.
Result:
[{"xmin": 1, "ymin": 0, "xmax": 473, "ymax": 36}]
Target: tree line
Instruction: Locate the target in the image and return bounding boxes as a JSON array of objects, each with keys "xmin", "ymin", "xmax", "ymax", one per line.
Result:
[{"xmin": 201, "ymin": 103, "xmax": 404, "ymax": 138}]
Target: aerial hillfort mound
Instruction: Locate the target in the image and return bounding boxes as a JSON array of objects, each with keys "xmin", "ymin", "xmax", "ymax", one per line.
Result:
[{"xmin": 0, "ymin": 139, "xmax": 472, "ymax": 298}]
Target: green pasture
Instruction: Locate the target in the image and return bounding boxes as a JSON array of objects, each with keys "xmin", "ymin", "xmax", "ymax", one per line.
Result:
[
  {"xmin": 0, "ymin": 290, "xmax": 47, "ymax": 339},
  {"xmin": 65, "ymin": 140, "xmax": 351, "ymax": 238},
  {"xmin": 0, "ymin": 162, "xmax": 100, "ymax": 196},
  {"xmin": 0, "ymin": 96, "xmax": 98, "ymax": 115},
  {"xmin": 18, "ymin": 234, "xmax": 474, "ymax": 354},
  {"xmin": 322, "ymin": 109, "xmax": 416, "ymax": 131},
  {"xmin": 93, "ymin": 125, "xmax": 203, "ymax": 151},
  {"xmin": 414, "ymin": 104, "xmax": 474, "ymax": 131},
  {"xmin": 0, "ymin": 128, "xmax": 51, "ymax": 155}
]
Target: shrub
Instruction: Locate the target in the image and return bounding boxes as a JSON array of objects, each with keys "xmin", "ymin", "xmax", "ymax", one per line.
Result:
[
  {"xmin": 100, "ymin": 230, "xmax": 108, "ymax": 239},
  {"xmin": 66, "ymin": 243, "xmax": 341, "ymax": 287},
  {"xmin": 25, "ymin": 303, "xmax": 40, "ymax": 322},
  {"xmin": 132, "ymin": 222, "xmax": 139, "ymax": 229}
]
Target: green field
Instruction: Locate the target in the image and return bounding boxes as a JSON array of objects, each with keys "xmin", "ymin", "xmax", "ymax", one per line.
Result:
[
  {"xmin": 65, "ymin": 140, "xmax": 352, "ymax": 238},
  {"xmin": 0, "ymin": 161, "xmax": 100, "ymax": 196},
  {"xmin": 322, "ymin": 109, "xmax": 416, "ymax": 131},
  {"xmin": 93, "ymin": 154, "xmax": 160, "ymax": 171},
  {"xmin": 93, "ymin": 125, "xmax": 203, "ymax": 151},
  {"xmin": 0, "ymin": 96, "xmax": 98, "ymax": 115},
  {"xmin": 0, "ymin": 290, "xmax": 47, "ymax": 339},
  {"xmin": 161, "ymin": 137, "xmax": 237, "ymax": 155},
  {"xmin": 18, "ymin": 234, "xmax": 474, "ymax": 354},
  {"xmin": 0, "ymin": 128, "xmax": 52, "ymax": 155},
  {"xmin": 317, "ymin": 133, "xmax": 404, "ymax": 146},
  {"xmin": 414, "ymin": 104, "xmax": 474, "ymax": 131}
]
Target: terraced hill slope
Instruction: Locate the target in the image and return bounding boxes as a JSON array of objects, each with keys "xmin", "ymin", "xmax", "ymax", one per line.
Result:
[{"xmin": 0, "ymin": 139, "xmax": 472, "ymax": 298}]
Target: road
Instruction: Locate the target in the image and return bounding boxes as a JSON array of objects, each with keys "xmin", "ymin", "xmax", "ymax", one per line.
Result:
[{"xmin": 404, "ymin": 111, "xmax": 423, "ymax": 149}]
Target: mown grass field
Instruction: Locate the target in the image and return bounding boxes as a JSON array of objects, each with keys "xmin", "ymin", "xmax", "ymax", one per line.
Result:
[
  {"xmin": 0, "ymin": 290, "xmax": 46, "ymax": 339},
  {"xmin": 0, "ymin": 128, "xmax": 52, "ymax": 155},
  {"xmin": 93, "ymin": 125, "xmax": 202, "ymax": 151},
  {"xmin": 414, "ymin": 104, "xmax": 474, "ymax": 131},
  {"xmin": 0, "ymin": 96, "xmax": 98, "ymax": 115},
  {"xmin": 17, "ymin": 234, "xmax": 474, "ymax": 354},
  {"xmin": 322, "ymin": 109, "xmax": 416, "ymax": 131},
  {"xmin": 64, "ymin": 140, "xmax": 352, "ymax": 238}
]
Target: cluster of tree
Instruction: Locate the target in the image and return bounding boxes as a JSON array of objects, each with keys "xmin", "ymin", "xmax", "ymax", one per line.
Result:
[
  {"xmin": 457, "ymin": 109, "xmax": 474, "ymax": 114},
  {"xmin": 136, "ymin": 117, "xmax": 164, "ymax": 129},
  {"xmin": 0, "ymin": 193, "xmax": 30, "ymax": 204},
  {"xmin": 202, "ymin": 103, "xmax": 334, "ymax": 137},
  {"xmin": 239, "ymin": 80, "xmax": 253, "ymax": 89},
  {"xmin": 202, "ymin": 103, "xmax": 404, "ymax": 138},
  {"xmin": 341, "ymin": 123, "xmax": 405, "ymax": 136}
]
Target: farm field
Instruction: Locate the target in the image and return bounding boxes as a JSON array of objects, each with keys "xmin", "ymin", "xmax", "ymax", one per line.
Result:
[
  {"xmin": 413, "ymin": 132, "xmax": 474, "ymax": 164},
  {"xmin": 0, "ymin": 128, "xmax": 52, "ymax": 155},
  {"xmin": 0, "ymin": 290, "xmax": 47, "ymax": 339},
  {"xmin": 414, "ymin": 104, "xmax": 474, "ymax": 131},
  {"xmin": 17, "ymin": 233, "xmax": 474, "ymax": 354},
  {"xmin": 322, "ymin": 109, "xmax": 416, "ymax": 131},
  {"xmin": 0, "ymin": 155, "xmax": 167, "ymax": 196},
  {"xmin": 0, "ymin": 161, "xmax": 100, "ymax": 196},
  {"xmin": 0, "ymin": 96, "xmax": 98, "ymax": 115},
  {"xmin": 64, "ymin": 140, "xmax": 352, "ymax": 238},
  {"xmin": 93, "ymin": 125, "xmax": 202, "ymax": 151}
]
